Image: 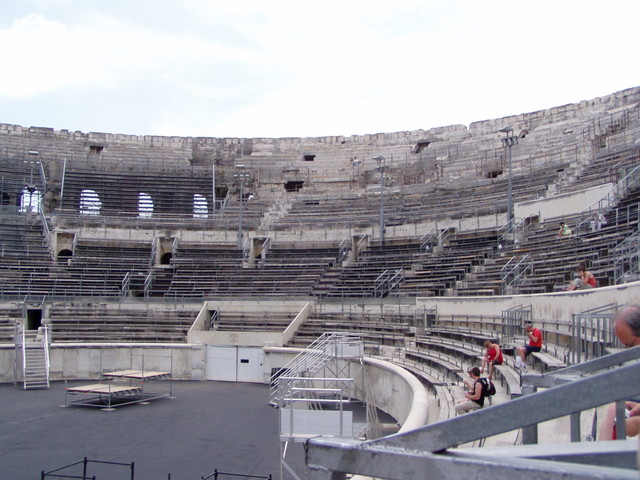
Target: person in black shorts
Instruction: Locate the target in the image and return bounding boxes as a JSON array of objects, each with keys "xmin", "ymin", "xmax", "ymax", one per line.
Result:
[{"xmin": 515, "ymin": 323, "xmax": 542, "ymax": 371}]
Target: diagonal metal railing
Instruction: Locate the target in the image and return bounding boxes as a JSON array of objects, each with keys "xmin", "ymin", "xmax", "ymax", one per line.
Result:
[
  {"xmin": 574, "ymin": 162, "xmax": 640, "ymax": 236},
  {"xmin": 306, "ymin": 347, "xmax": 640, "ymax": 480},
  {"xmin": 373, "ymin": 269, "xmax": 404, "ymax": 298},
  {"xmin": 500, "ymin": 253, "xmax": 532, "ymax": 294},
  {"xmin": 613, "ymin": 228, "xmax": 640, "ymax": 284},
  {"xmin": 268, "ymin": 332, "xmax": 362, "ymax": 407}
]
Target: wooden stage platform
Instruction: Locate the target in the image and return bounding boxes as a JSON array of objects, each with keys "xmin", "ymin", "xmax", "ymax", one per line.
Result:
[{"xmin": 64, "ymin": 370, "xmax": 173, "ymax": 410}]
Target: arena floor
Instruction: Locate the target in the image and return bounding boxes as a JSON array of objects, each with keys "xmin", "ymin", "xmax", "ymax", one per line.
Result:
[{"xmin": 0, "ymin": 380, "xmax": 307, "ymax": 480}]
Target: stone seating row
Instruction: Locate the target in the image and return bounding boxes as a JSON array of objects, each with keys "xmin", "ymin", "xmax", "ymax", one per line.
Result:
[
  {"xmin": 214, "ymin": 311, "xmax": 296, "ymax": 331},
  {"xmin": 47, "ymin": 304, "xmax": 197, "ymax": 343}
]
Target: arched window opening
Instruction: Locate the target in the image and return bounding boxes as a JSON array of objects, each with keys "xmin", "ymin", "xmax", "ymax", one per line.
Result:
[
  {"xmin": 138, "ymin": 192, "xmax": 154, "ymax": 218},
  {"xmin": 79, "ymin": 189, "xmax": 102, "ymax": 215},
  {"xmin": 19, "ymin": 186, "xmax": 42, "ymax": 213},
  {"xmin": 193, "ymin": 194, "xmax": 208, "ymax": 218},
  {"xmin": 57, "ymin": 249, "xmax": 73, "ymax": 265}
]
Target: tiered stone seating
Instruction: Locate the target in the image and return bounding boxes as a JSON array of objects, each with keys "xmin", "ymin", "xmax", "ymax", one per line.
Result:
[
  {"xmin": 289, "ymin": 311, "xmax": 414, "ymax": 354},
  {"xmin": 48, "ymin": 239, "xmax": 152, "ymax": 297},
  {"xmin": 48, "ymin": 302, "xmax": 198, "ymax": 342},
  {"xmin": 410, "ymin": 313, "xmax": 530, "ymax": 398},
  {"xmin": 166, "ymin": 242, "xmax": 334, "ymax": 297},
  {"xmin": 273, "ymin": 170, "xmax": 558, "ymax": 231},
  {"xmin": 214, "ymin": 311, "xmax": 296, "ymax": 331},
  {"xmin": 0, "ymin": 210, "xmax": 53, "ymax": 296},
  {"xmin": 59, "ymin": 167, "xmax": 214, "ymax": 217},
  {"xmin": 0, "ymin": 214, "xmax": 50, "ymax": 262},
  {"xmin": 574, "ymin": 146, "xmax": 640, "ymax": 190},
  {"xmin": 512, "ymin": 189, "xmax": 640, "ymax": 294},
  {"xmin": 313, "ymin": 235, "xmax": 494, "ymax": 298},
  {"xmin": 0, "ymin": 304, "xmax": 22, "ymax": 343}
]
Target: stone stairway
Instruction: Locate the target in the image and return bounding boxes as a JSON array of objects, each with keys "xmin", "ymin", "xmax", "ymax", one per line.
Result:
[{"xmin": 257, "ymin": 194, "xmax": 292, "ymax": 231}]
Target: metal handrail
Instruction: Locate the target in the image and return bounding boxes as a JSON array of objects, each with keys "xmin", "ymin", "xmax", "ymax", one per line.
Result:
[
  {"xmin": 500, "ymin": 253, "xmax": 533, "ymax": 293},
  {"xmin": 38, "ymin": 209, "xmax": 54, "ymax": 257},
  {"xmin": 268, "ymin": 332, "xmax": 362, "ymax": 406},
  {"xmin": 143, "ymin": 271, "xmax": 154, "ymax": 298},
  {"xmin": 149, "ymin": 236, "xmax": 158, "ymax": 268},
  {"xmin": 120, "ymin": 272, "xmax": 131, "ymax": 297},
  {"xmin": 419, "ymin": 229, "xmax": 437, "ymax": 252},
  {"xmin": 307, "ymin": 350, "xmax": 640, "ymax": 480},
  {"xmin": 574, "ymin": 162, "xmax": 640, "ymax": 235},
  {"xmin": 373, "ymin": 269, "xmax": 404, "ymax": 298},
  {"xmin": 613, "ymin": 228, "xmax": 640, "ymax": 283},
  {"xmin": 21, "ymin": 325, "xmax": 26, "ymax": 389},
  {"xmin": 338, "ymin": 235, "xmax": 350, "ymax": 262},
  {"xmin": 569, "ymin": 303, "xmax": 618, "ymax": 365},
  {"xmin": 42, "ymin": 324, "xmax": 50, "ymax": 388},
  {"xmin": 501, "ymin": 304, "xmax": 532, "ymax": 339}
]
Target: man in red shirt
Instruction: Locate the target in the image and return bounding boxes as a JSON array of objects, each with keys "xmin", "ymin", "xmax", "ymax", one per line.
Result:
[
  {"xmin": 480, "ymin": 340, "xmax": 503, "ymax": 380},
  {"xmin": 516, "ymin": 323, "xmax": 542, "ymax": 372}
]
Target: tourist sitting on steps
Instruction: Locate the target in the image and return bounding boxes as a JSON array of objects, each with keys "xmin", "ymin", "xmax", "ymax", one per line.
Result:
[
  {"xmin": 515, "ymin": 323, "xmax": 543, "ymax": 372},
  {"xmin": 455, "ymin": 367, "xmax": 489, "ymax": 415}
]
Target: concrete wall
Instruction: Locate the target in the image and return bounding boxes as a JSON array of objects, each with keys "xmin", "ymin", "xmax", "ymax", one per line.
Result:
[
  {"xmin": 417, "ymin": 281, "xmax": 640, "ymax": 325},
  {"xmin": 187, "ymin": 299, "xmax": 311, "ymax": 347},
  {"xmin": 516, "ymin": 183, "xmax": 614, "ymax": 222},
  {"xmin": 1, "ymin": 343, "xmax": 206, "ymax": 383}
]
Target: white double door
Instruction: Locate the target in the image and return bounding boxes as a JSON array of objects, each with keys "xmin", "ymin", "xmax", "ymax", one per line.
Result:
[{"xmin": 205, "ymin": 346, "xmax": 264, "ymax": 383}]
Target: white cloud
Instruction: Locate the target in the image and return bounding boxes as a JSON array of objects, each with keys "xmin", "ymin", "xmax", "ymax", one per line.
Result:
[{"xmin": 1, "ymin": 1, "xmax": 639, "ymax": 137}]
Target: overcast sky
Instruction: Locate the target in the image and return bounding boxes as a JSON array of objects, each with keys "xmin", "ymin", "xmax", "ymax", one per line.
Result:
[{"xmin": 1, "ymin": 0, "xmax": 638, "ymax": 139}]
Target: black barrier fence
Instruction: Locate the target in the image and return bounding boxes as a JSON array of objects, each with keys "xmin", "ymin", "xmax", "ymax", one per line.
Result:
[
  {"xmin": 41, "ymin": 457, "xmax": 134, "ymax": 480},
  {"xmin": 202, "ymin": 469, "xmax": 272, "ymax": 480}
]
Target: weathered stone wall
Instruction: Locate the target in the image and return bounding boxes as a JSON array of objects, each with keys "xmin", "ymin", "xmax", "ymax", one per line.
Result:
[{"xmin": 2, "ymin": 86, "xmax": 638, "ymax": 193}]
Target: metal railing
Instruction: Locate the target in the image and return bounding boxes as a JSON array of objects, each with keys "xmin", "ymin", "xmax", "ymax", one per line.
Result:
[
  {"xmin": 414, "ymin": 304, "xmax": 437, "ymax": 329},
  {"xmin": 202, "ymin": 469, "xmax": 271, "ymax": 480},
  {"xmin": 306, "ymin": 348, "xmax": 640, "ymax": 480},
  {"xmin": 613, "ymin": 228, "xmax": 640, "ymax": 283},
  {"xmin": 143, "ymin": 271, "xmax": 154, "ymax": 298},
  {"xmin": 496, "ymin": 216, "xmax": 522, "ymax": 247},
  {"xmin": 500, "ymin": 253, "xmax": 533, "ymax": 294},
  {"xmin": 373, "ymin": 269, "xmax": 404, "ymax": 298},
  {"xmin": 569, "ymin": 303, "xmax": 618, "ymax": 365},
  {"xmin": 209, "ymin": 310, "xmax": 219, "ymax": 330},
  {"xmin": 420, "ymin": 228, "xmax": 450, "ymax": 253},
  {"xmin": 500, "ymin": 304, "xmax": 532, "ymax": 339},
  {"xmin": 120, "ymin": 272, "xmax": 131, "ymax": 297},
  {"xmin": 150, "ymin": 236, "xmax": 158, "ymax": 267},
  {"xmin": 574, "ymin": 162, "xmax": 640, "ymax": 236},
  {"xmin": 39, "ymin": 209, "xmax": 54, "ymax": 257},
  {"xmin": 41, "ymin": 457, "xmax": 134, "ymax": 480},
  {"xmin": 268, "ymin": 332, "xmax": 363, "ymax": 407},
  {"xmin": 338, "ymin": 235, "xmax": 350, "ymax": 262}
]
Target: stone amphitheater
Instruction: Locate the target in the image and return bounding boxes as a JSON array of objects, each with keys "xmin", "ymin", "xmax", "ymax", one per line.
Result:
[{"xmin": 1, "ymin": 86, "xmax": 639, "ymax": 479}]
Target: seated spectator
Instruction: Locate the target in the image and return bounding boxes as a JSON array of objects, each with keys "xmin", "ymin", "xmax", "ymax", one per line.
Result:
[
  {"xmin": 480, "ymin": 340, "xmax": 503, "ymax": 380},
  {"xmin": 590, "ymin": 211, "xmax": 607, "ymax": 232},
  {"xmin": 516, "ymin": 323, "xmax": 542, "ymax": 371},
  {"xmin": 455, "ymin": 367, "xmax": 488, "ymax": 415},
  {"xmin": 557, "ymin": 221, "xmax": 572, "ymax": 238},
  {"xmin": 565, "ymin": 264, "xmax": 596, "ymax": 290},
  {"xmin": 598, "ymin": 305, "xmax": 640, "ymax": 440}
]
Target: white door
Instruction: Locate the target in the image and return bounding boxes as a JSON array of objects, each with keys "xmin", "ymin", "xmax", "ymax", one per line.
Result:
[
  {"xmin": 206, "ymin": 346, "xmax": 237, "ymax": 381},
  {"xmin": 236, "ymin": 347, "xmax": 264, "ymax": 383}
]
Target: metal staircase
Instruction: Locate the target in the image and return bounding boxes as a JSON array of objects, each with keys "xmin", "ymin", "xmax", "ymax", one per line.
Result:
[
  {"xmin": 20, "ymin": 325, "xmax": 50, "ymax": 389},
  {"xmin": 268, "ymin": 332, "xmax": 363, "ymax": 407}
]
